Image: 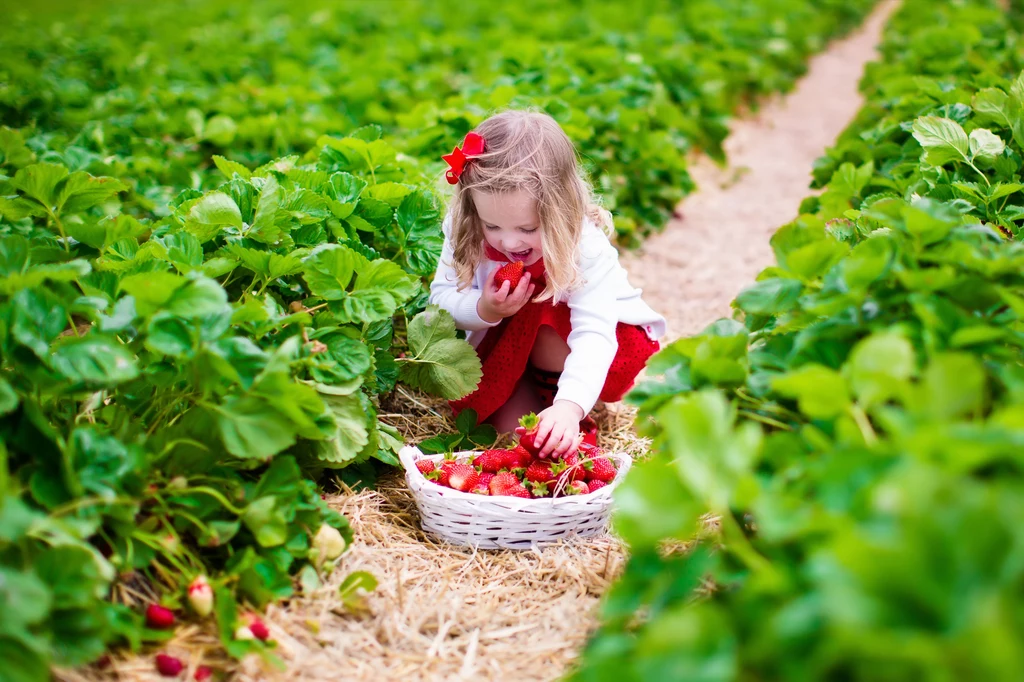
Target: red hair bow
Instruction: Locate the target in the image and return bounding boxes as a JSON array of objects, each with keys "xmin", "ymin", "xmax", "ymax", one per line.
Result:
[{"xmin": 442, "ymin": 132, "xmax": 485, "ymax": 185}]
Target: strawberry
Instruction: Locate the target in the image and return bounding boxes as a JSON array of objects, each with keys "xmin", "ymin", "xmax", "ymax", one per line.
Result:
[
  {"xmin": 447, "ymin": 463, "xmax": 480, "ymax": 492},
  {"xmin": 244, "ymin": 614, "xmax": 270, "ymax": 641},
  {"xmin": 434, "ymin": 460, "xmax": 458, "ymax": 487},
  {"xmin": 524, "ymin": 460, "xmax": 555, "ymax": 485},
  {"xmin": 155, "ymin": 653, "xmax": 183, "ymax": 677},
  {"xmin": 588, "ymin": 480, "xmax": 609, "ymax": 492},
  {"xmin": 553, "ymin": 451, "xmax": 584, "ymax": 486},
  {"xmin": 584, "ymin": 456, "xmax": 616, "ymax": 482},
  {"xmin": 416, "ymin": 459, "xmax": 435, "ymax": 476},
  {"xmin": 493, "ymin": 260, "xmax": 525, "ymax": 288},
  {"xmin": 194, "ymin": 666, "xmax": 213, "ymax": 681},
  {"xmin": 470, "ymin": 484, "xmax": 490, "ymax": 495},
  {"xmin": 187, "ymin": 575, "xmax": 214, "ymax": 617},
  {"xmin": 479, "ymin": 472, "xmax": 496, "ymax": 488},
  {"xmin": 488, "ymin": 472, "xmax": 531, "ymax": 498},
  {"xmin": 146, "ymin": 604, "xmax": 176, "ymax": 629},
  {"xmin": 508, "ymin": 443, "xmax": 534, "ymax": 468},
  {"xmin": 473, "ymin": 449, "xmax": 511, "ymax": 473},
  {"xmin": 564, "ymin": 480, "xmax": 590, "ymax": 496},
  {"xmin": 517, "ymin": 413, "xmax": 542, "ymax": 455}
]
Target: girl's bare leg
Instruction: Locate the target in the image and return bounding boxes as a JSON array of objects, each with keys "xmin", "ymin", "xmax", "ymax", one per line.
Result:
[
  {"xmin": 487, "ymin": 375, "xmax": 545, "ymax": 435},
  {"xmin": 529, "ymin": 325, "xmax": 570, "ymax": 372}
]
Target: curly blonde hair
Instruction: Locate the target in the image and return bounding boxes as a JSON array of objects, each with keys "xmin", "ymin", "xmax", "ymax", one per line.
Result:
[{"xmin": 444, "ymin": 108, "xmax": 613, "ymax": 304}]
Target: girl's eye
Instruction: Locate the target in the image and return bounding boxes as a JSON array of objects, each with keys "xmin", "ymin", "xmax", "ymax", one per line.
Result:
[
  {"xmin": 521, "ymin": 227, "xmax": 538, "ymax": 234},
  {"xmin": 483, "ymin": 224, "xmax": 499, "ymax": 231}
]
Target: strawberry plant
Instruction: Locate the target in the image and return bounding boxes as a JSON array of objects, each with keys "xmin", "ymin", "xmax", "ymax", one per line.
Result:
[
  {"xmin": 574, "ymin": 2, "xmax": 1024, "ymax": 680},
  {"xmin": 0, "ymin": 0, "xmax": 876, "ymax": 245},
  {"xmin": 0, "ymin": 129, "xmax": 482, "ymax": 677}
]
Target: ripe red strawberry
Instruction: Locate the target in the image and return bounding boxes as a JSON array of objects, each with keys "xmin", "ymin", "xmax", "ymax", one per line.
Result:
[
  {"xmin": 524, "ymin": 460, "xmax": 555, "ymax": 485},
  {"xmin": 194, "ymin": 666, "xmax": 213, "ymax": 681},
  {"xmin": 508, "ymin": 443, "xmax": 533, "ymax": 468},
  {"xmin": 517, "ymin": 413, "xmax": 542, "ymax": 455},
  {"xmin": 416, "ymin": 459, "xmax": 435, "ymax": 476},
  {"xmin": 447, "ymin": 463, "xmax": 480, "ymax": 492},
  {"xmin": 146, "ymin": 604, "xmax": 176, "ymax": 629},
  {"xmin": 473, "ymin": 449, "xmax": 512, "ymax": 473},
  {"xmin": 433, "ymin": 460, "xmax": 458, "ymax": 487},
  {"xmin": 478, "ymin": 472, "xmax": 496, "ymax": 488},
  {"xmin": 155, "ymin": 653, "xmax": 183, "ymax": 677},
  {"xmin": 564, "ymin": 480, "xmax": 590, "ymax": 496},
  {"xmin": 470, "ymin": 484, "xmax": 490, "ymax": 495},
  {"xmin": 553, "ymin": 451, "xmax": 584, "ymax": 486},
  {"xmin": 244, "ymin": 614, "xmax": 270, "ymax": 641},
  {"xmin": 488, "ymin": 472, "xmax": 531, "ymax": 498},
  {"xmin": 582, "ymin": 454, "xmax": 616, "ymax": 483},
  {"xmin": 493, "ymin": 260, "xmax": 525, "ymax": 288},
  {"xmin": 588, "ymin": 480, "xmax": 609, "ymax": 492}
]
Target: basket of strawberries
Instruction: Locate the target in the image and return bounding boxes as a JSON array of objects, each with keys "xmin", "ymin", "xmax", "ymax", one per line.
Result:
[{"xmin": 398, "ymin": 415, "xmax": 632, "ymax": 549}]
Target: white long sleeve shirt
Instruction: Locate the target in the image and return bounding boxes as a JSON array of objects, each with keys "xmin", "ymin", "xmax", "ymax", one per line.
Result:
[{"xmin": 428, "ymin": 215, "xmax": 667, "ymax": 415}]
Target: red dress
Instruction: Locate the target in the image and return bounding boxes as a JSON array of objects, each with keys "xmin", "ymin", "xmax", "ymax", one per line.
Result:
[{"xmin": 450, "ymin": 245, "xmax": 661, "ymax": 423}]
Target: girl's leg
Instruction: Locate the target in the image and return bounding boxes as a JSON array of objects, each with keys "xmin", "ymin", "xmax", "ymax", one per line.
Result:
[
  {"xmin": 486, "ymin": 375, "xmax": 545, "ymax": 434},
  {"xmin": 529, "ymin": 325, "xmax": 570, "ymax": 372},
  {"xmin": 528, "ymin": 325, "xmax": 570, "ymax": 407}
]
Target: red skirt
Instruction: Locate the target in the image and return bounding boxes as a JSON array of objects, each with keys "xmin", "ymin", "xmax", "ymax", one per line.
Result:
[{"xmin": 450, "ymin": 299, "xmax": 660, "ymax": 423}]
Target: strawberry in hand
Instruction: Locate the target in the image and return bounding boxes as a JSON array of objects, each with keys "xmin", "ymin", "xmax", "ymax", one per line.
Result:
[{"xmin": 493, "ymin": 260, "xmax": 525, "ymax": 288}]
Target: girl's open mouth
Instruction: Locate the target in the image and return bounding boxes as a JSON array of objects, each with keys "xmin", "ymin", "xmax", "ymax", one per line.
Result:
[{"xmin": 508, "ymin": 248, "xmax": 532, "ymax": 260}]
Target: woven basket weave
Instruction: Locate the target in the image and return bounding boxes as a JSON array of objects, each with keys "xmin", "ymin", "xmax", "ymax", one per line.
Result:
[{"xmin": 398, "ymin": 445, "xmax": 632, "ymax": 550}]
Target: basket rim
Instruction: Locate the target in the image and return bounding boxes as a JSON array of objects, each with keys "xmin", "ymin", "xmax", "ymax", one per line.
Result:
[{"xmin": 399, "ymin": 445, "xmax": 632, "ymax": 507}]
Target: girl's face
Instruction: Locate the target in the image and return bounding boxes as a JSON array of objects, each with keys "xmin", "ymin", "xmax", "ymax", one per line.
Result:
[{"xmin": 471, "ymin": 189, "xmax": 543, "ymax": 265}]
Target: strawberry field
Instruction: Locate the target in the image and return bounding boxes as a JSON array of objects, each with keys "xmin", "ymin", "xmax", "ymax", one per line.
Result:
[{"xmin": 6, "ymin": 0, "xmax": 1023, "ymax": 679}]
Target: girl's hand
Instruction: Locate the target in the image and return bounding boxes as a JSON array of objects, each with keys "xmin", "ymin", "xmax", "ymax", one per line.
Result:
[
  {"xmin": 478, "ymin": 271, "xmax": 535, "ymax": 323},
  {"xmin": 527, "ymin": 400, "xmax": 585, "ymax": 459}
]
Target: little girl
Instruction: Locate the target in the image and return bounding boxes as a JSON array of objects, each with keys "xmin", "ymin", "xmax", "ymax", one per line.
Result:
[{"xmin": 429, "ymin": 110, "xmax": 666, "ymax": 459}]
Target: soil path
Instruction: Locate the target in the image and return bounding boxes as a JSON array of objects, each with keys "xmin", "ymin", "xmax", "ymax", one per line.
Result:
[{"xmin": 621, "ymin": 0, "xmax": 897, "ymax": 339}]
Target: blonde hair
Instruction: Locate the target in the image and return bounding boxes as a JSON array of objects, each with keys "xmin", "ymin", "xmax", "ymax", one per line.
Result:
[{"xmin": 445, "ymin": 108, "xmax": 613, "ymax": 303}]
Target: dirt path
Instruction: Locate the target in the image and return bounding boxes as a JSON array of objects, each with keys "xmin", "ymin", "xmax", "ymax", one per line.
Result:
[{"xmin": 621, "ymin": 0, "xmax": 897, "ymax": 339}]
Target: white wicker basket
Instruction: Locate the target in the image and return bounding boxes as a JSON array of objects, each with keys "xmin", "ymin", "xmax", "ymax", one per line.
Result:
[{"xmin": 398, "ymin": 445, "xmax": 632, "ymax": 550}]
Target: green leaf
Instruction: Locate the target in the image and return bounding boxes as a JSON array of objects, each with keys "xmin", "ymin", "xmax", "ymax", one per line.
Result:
[
  {"xmin": 911, "ymin": 116, "xmax": 970, "ymax": 166},
  {"xmin": 0, "ymin": 126, "xmax": 36, "ymax": 167},
  {"xmin": 55, "ymin": 171, "xmax": 127, "ymax": 214},
  {"xmin": 337, "ymin": 570, "xmax": 378, "ymax": 612},
  {"xmin": 916, "ymin": 352, "xmax": 986, "ymax": 420},
  {"xmin": 215, "ymin": 396, "xmax": 298, "ymax": 460},
  {"xmin": 249, "ymin": 176, "xmax": 283, "ymax": 244},
  {"xmin": 364, "ymin": 182, "xmax": 412, "ymax": 207},
  {"xmin": 11, "ymin": 162, "xmax": 69, "ymax": 211},
  {"xmin": 225, "ymin": 244, "xmax": 303, "ymax": 281},
  {"xmin": 399, "ymin": 306, "xmax": 482, "ymax": 399},
  {"xmin": 394, "ymin": 189, "xmax": 443, "ymax": 275},
  {"xmin": 213, "ymin": 155, "xmax": 251, "ymax": 180},
  {"xmin": 968, "ymin": 128, "xmax": 1004, "ymax": 162},
  {"xmin": 772, "ymin": 364, "xmax": 850, "ymax": 419},
  {"xmin": 49, "ymin": 336, "xmax": 139, "ymax": 386},
  {"xmin": 303, "ymin": 244, "xmax": 358, "ymax": 299},
  {"xmin": 315, "ymin": 392, "xmax": 371, "ymax": 464},
  {"xmin": 846, "ymin": 333, "xmax": 916, "ymax": 407},
  {"xmin": 119, "ymin": 271, "xmax": 186, "ymax": 317},
  {"xmin": 0, "ymin": 378, "xmax": 19, "ymax": 416},
  {"xmin": 0, "ymin": 566, "xmax": 51, "ymax": 630},
  {"xmin": 185, "ymin": 192, "xmax": 243, "ymax": 240},
  {"xmin": 734, "ymin": 278, "xmax": 803, "ymax": 315}
]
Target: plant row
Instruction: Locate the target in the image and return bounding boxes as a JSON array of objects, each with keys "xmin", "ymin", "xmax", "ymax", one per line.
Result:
[
  {"xmin": 0, "ymin": 0, "xmax": 877, "ymax": 244},
  {"xmin": 574, "ymin": 0, "xmax": 1024, "ymax": 679}
]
